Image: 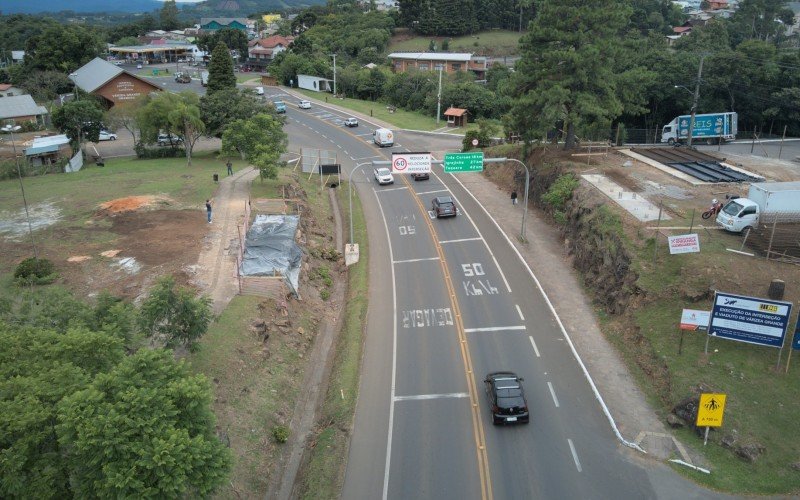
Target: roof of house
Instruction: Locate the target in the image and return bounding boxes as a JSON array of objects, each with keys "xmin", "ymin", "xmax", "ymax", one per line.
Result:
[
  {"xmin": 0, "ymin": 94, "xmax": 48, "ymax": 120},
  {"xmin": 444, "ymin": 107, "xmax": 468, "ymax": 117},
  {"xmin": 200, "ymin": 17, "xmax": 250, "ymax": 26},
  {"xmin": 673, "ymin": 26, "xmax": 693, "ymax": 33},
  {"xmin": 250, "ymin": 35, "xmax": 293, "ymax": 49},
  {"xmin": 70, "ymin": 57, "xmax": 161, "ymax": 94},
  {"xmin": 388, "ymin": 52, "xmax": 473, "ymax": 62},
  {"xmin": 0, "ymin": 84, "xmax": 14, "ymax": 91},
  {"xmin": 24, "ymin": 134, "xmax": 70, "ymax": 156}
]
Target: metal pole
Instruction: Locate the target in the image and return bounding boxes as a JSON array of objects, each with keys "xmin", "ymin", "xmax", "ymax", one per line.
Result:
[
  {"xmin": 653, "ymin": 202, "xmax": 662, "ymax": 264},
  {"xmin": 687, "ymin": 55, "xmax": 706, "ymax": 147},
  {"xmin": 506, "ymin": 158, "xmax": 530, "ymax": 240},
  {"xmin": 689, "ymin": 208, "xmax": 695, "ymax": 233},
  {"xmin": 779, "ymin": 125, "xmax": 787, "ymax": 159},
  {"xmin": 331, "ymin": 54, "xmax": 337, "ymax": 96},
  {"xmin": 436, "ymin": 66, "xmax": 443, "ymax": 125},
  {"xmin": 3, "ymin": 126, "xmax": 38, "ymax": 260},
  {"xmin": 348, "ymin": 162, "xmax": 371, "ymax": 244}
]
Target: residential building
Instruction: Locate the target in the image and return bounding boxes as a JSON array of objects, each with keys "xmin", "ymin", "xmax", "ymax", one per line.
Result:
[
  {"xmin": 387, "ymin": 52, "xmax": 488, "ymax": 79},
  {"xmin": 24, "ymin": 134, "xmax": 71, "ymax": 167},
  {"xmin": 0, "ymin": 94, "xmax": 48, "ymax": 126},
  {"xmin": 0, "ymin": 84, "xmax": 26, "ymax": 98},
  {"xmin": 200, "ymin": 17, "xmax": 256, "ymax": 38},
  {"xmin": 69, "ymin": 57, "xmax": 162, "ymax": 109},
  {"xmin": 247, "ymin": 35, "xmax": 293, "ymax": 69}
]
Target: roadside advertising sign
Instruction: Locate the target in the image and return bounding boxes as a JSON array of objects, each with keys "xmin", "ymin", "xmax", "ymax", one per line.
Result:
[
  {"xmin": 680, "ymin": 309, "xmax": 710, "ymax": 331},
  {"xmin": 792, "ymin": 315, "xmax": 800, "ymax": 350},
  {"xmin": 709, "ymin": 292, "xmax": 792, "ymax": 348},
  {"xmin": 696, "ymin": 393, "xmax": 727, "ymax": 427},
  {"xmin": 668, "ymin": 234, "xmax": 700, "ymax": 254},
  {"xmin": 391, "ymin": 152, "xmax": 431, "ymax": 174}
]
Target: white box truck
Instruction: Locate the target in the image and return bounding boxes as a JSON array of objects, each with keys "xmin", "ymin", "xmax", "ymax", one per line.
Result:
[
  {"xmin": 661, "ymin": 112, "xmax": 737, "ymax": 145},
  {"xmin": 200, "ymin": 71, "xmax": 209, "ymax": 87},
  {"xmin": 373, "ymin": 128, "xmax": 394, "ymax": 147},
  {"xmin": 716, "ymin": 181, "xmax": 800, "ymax": 233}
]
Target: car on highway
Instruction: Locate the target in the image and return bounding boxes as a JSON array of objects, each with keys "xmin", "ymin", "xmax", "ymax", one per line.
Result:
[
  {"xmin": 412, "ymin": 172, "xmax": 430, "ymax": 181},
  {"xmin": 273, "ymin": 101, "xmax": 286, "ymax": 113},
  {"xmin": 157, "ymin": 133, "xmax": 183, "ymax": 146},
  {"xmin": 373, "ymin": 167, "xmax": 394, "ymax": 185},
  {"xmin": 136, "ymin": 63, "xmax": 143, "ymax": 69},
  {"xmin": 98, "ymin": 130, "xmax": 117, "ymax": 141},
  {"xmin": 344, "ymin": 117, "xmax": 359, "ymax": 127},
  {"xmin": 431, "ymin": 196, "xmax": 457, "ymax": 218},
  {"xmin": 484, "ymin": 372, "xmax": 530, "ymax": 425},
  {"xmin": 298, "ymin": 100, "xmax": 311, "ymax": 109}
]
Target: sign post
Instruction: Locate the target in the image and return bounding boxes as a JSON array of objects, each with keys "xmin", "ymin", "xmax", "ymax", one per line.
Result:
[
  {"xmin": 668, "ymin": 234, "xmax": 700, "ymax": 254},
  {"xmin": 444, "ymin": 152, "xmax": 484, "ymax": 173},
  {"xmin": 786, "ymin": 314, "xmax": 800, "ymax": 373},
  {"xmin": 679, "ymin": 309, "xmax": 710, "ymax": 355},
  {"xmin": 696, "ymin": 393, "xmax": 727, "ymax": 446}
]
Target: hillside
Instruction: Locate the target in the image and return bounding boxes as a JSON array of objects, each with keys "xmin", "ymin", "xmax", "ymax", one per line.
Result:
[{"xmin": 0, "ymin": 0, "xmax": 323, "ymax": 15}]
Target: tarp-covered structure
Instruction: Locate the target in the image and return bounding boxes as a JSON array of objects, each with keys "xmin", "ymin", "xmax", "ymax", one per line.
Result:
[{"xmin": 240, "ymin": 214, "xmax": 302, "ymax": 295}]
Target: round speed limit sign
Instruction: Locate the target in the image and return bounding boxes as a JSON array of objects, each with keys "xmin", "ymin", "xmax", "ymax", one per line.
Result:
[
  {"xmin": 471, "ymin": 138, "xmax": 479, "ymax": 146},
  {"xmin": 393, "ymin": 157, "xmax": 408, "ymax": 171}
]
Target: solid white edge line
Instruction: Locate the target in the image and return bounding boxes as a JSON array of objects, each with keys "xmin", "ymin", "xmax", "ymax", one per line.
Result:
[
  {"xmin": 516, "ymin": 304, "xmax": 525, "ymax": 321},
  {"xmin": 547, "ymin": 381, "xmax": 560, "ymax": 408},
  {"xmin": 393, "ymin": 392, "xmax": 469, "ymax": 401},
  {"xmin": 439, "ymin": 237, "xmax": 482, "ymax": 244},
  {"xmin": 416, "ymin": 189, "xmax": 451, "ymax": 195},
  {"xmin": 393, "ymin": 257, "xmax": 440, "ymax": 264},
  {"xmin": 375, "ymin": 186, "xmax": 409, "ymax": 193},
  {"xmin": 375, "ymin": 184, "xmax": 398, "ymax": 500},
  {"xmin": 528, "ymin": 336, "xmax": 540, "ymax": 358},
  {"xmin": 568, "ymin": 439, "xmax": 583, "ymax": 472},
  {"xmin": 448, "ymin": 173, "xmax": 646, "ymax": 454},
  {"xmin": 464, "ymin": 326, "xmax": 526, "ymax": 333},
  {"xmin": 431, "ymin": 168, "xmax": 513, "ymax": 293}
]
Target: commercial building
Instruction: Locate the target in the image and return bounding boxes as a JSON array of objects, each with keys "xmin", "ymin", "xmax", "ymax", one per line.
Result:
[
  {"xmin": 69, "ymin": 57, "xmax": 162, "ymax": 109},
  {"xmin": 387, "ymin": 52, "xmax": 488, "ymax": 79}
]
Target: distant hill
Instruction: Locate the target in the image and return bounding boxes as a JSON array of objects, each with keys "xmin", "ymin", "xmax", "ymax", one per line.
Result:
[{"xmin": 1, "ymin": 0, "xmax": 322, "ymax": 15}]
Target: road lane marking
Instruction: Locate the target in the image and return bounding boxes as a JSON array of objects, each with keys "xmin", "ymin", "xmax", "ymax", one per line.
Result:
[
  {"xmin": 528, "ymin": 336, "xmax": 540, "ymax": 357},
  {"xmin": 393, "ymin": 392, "xmax": 469, "ymax": 402},
  {"xmin": 547, "ymin": 382, "xmax": 560, "ymax": 408},
  {"xmin": 417, "ymin": 189, "xmax": 450, "ymax": 195},
  {"xmin": 464, "ymin": 326, "xmax": 526, "ymax": 333},
  {"xmin": 439, "ymin": 237, "xmax": 482, "ymax": 244},
  {"xmin": 375, "ymin": 186, "xmax": 408, "ymax": 193},
  {"xmin": 393, "ymin": 257, "xmax": 440, "ymax": 264},
  {"xmin": 568, "ymin": 439, "xmax": 582, "ymax": 472},
  {"xmin": 515, "ymin": 304, "xmax": 525, "ymax": 321}
]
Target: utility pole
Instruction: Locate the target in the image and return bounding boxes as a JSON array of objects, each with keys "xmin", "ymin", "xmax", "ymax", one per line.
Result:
[
  {"xmin": 331, "ymin": 53, "xmax": 337, "ymax": 96},
  {"xmin": 687, "ymin": 54, "xmax": 706, "ymax": 147},
  {"xmin": 436, "ymin": 65, "xmax": 443, "ymax": 125}
]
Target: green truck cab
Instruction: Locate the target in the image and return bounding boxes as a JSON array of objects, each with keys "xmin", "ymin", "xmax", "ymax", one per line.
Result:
[{"xmin": 273, "ymin": 100, "xmax": 286, "ymax": 114}]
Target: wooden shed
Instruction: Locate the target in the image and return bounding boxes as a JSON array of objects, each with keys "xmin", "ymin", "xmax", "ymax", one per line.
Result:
[
  {"xmin": 444, "ymin": 107, "xmax": 468, "ymax": 127},
  {"xmin": 261, "ymin": 74, "xmax": 278, "ymax": 86}
]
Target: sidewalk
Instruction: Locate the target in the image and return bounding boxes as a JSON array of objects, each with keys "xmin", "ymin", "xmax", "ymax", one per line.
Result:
[{"xmin": 453, "ymin": 171, "xmax": 690, "ymax": 463}]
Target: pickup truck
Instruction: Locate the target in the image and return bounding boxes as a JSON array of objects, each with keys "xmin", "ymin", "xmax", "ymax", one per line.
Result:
[{"xmin": 273, "ymin": 101, "xmax": 286, "ymax": 114}]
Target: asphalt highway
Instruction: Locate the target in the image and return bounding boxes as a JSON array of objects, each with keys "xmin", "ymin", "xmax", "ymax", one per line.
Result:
[{"xmin": 263, "ymin": 87, "xmax": 713, "ymax": 500}]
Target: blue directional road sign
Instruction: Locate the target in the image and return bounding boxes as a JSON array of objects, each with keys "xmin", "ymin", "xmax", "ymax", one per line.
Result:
[
  {"xmin": 709, "ymin": 292, "xmax": 792, "ymax": 348},
  {"xmin": 793, "ymin": 315, "xmax": 800, "ymax": 350}
]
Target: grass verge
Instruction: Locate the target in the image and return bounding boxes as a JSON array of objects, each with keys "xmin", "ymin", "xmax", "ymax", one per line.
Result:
[
  {"xmin": 389, "ymin": 30, "xmax": 522, "ymax": 56},
  {"xmin": 295, "ymin": 181, "xmax": 369, "ymax": 498}
]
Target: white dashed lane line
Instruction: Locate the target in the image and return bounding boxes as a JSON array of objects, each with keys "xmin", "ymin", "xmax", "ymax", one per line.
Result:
[
  {"xmin": 515, "ymin": 304, "xmax": 525, "ymax": 321},
  {"xmin": 529, "ymin": 335, "xmax": 540, "ymax": 358},
  {"xmin": 547, "ymin": 381, "xmax": 560, "ymax": 408},
  {"xmin": 568, "ymin": 439, "xmax": 582, "ymax": 472}
]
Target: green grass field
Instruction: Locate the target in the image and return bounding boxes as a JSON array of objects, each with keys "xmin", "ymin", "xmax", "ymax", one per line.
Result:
[{"xmin": 388, "ymin": 30, "xmax": 523, "ymax": 56}]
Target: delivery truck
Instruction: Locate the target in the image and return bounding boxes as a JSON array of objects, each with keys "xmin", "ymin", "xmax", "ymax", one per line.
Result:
[
  {"xmin": 200, "ymin": 71, "xmax": 209, "ymax": 87},
  {"xmin": 373, "ymin": 128, "xmax": 394, "ymax": 147},
  {"xmin": 661, "ymin": 112, "xmax": 737, "ymax": 145},
  {"xmin": 716, "ymin": 181, "xmax": 800, "ymax": 233}
]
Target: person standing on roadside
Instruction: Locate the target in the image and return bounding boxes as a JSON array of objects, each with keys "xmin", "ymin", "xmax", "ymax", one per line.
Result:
[
  {"xmin": 206, "ymin": 199, "xmax": 212, "ymax": 223},
  {"xmin": 511, "ymin": 190, "xmax": 518, "ymax": 205},
  {"xmin": 226, "ymin": 160, "xmax": 233, "ymax": 176}
]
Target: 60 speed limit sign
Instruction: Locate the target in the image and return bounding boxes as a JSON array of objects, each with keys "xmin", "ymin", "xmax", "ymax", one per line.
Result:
[{"xmin": 391, "ymin": 152, "xmax": 432, "ymax": 174}]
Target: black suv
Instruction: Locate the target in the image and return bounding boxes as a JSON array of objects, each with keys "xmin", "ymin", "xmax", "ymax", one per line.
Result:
[
  {"xmin": 484, "ymin": 372, "xmax": 529, "ymax": 425},
  {"xmin": 431, "ymin": 196, "xmax": 457, "ymax": 218}
]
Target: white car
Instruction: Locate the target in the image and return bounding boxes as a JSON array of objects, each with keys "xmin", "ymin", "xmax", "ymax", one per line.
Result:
[
  {"xmin": 374, "ymin": 167, "xmax": 394, "ymax": 185},
  {"xmin": 98, "ymin": 130, "xmax": 117, "ymax": 141},
  {"xmin": 298, "ymin": 100, "xmax": 311, "ymax": 109},
  {"xmin": 344, "ymin": 117, "xmax": 359, "ymax": 127},
  {"xmin": 157, "ymin": 133, "xmax": 183, "ymax": 146}
]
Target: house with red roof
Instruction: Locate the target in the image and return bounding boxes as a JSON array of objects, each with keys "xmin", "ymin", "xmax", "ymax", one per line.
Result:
[{"xmin": 247, "ymin": 35, "xmax": 294, "ymax": 70}]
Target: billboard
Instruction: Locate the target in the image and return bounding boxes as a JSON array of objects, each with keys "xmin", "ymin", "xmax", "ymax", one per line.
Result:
[{"xmin": 709, "ymin": 292, "xmax": 792, "ymax": 348}]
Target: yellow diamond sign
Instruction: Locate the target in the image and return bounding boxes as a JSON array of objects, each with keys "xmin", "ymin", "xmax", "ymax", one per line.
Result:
[{"xmin": 696, "ymin": 393, "xmax": 727, "ymax": 428}]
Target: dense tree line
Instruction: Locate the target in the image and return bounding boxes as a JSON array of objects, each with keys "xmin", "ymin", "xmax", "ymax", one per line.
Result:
[{"xmin": 398, "ymin": 0, "xmax": 536, "ymax": 35}]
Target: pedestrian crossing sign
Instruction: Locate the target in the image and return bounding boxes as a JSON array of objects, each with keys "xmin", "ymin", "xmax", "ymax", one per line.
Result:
[{"xmin": 696, "ymin": 393, "xmax": 727, "ymax": 427}]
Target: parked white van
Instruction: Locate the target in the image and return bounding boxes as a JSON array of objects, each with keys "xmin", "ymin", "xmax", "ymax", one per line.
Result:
[
  {"xmin": 373, "ymin": 128, "xmax": 394, "ymax": 147},
  {"xmin": 255, "ymin": 86, "xmax": 264, "ymax": 95}
]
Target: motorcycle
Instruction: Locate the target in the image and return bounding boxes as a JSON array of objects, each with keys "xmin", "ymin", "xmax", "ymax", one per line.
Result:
[{"xmin": 702, "ymin": 198, "xmax": 724, "ymax": 219}]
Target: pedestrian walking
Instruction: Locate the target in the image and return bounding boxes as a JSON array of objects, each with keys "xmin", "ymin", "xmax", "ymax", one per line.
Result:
[
  {"xmin": 511, "ymin": 190, "xmax": 518, "ymax": 205},
  {"xmin": 226, "ymin": 160, "xmax": 233, "ymax": 176},
  {"xmin": 206, "ymin": 199, "xmax": 212, "ymax": 223}
]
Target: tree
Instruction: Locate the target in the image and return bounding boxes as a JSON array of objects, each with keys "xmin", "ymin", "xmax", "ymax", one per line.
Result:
[
  {"xmin": 221, "ymin": 113, "xmax": 288, "ymax": 181},
  {"xmin": 510, "ymin": 0, "xmax": 634, "ymax": 149},
  {"xmin": 138, "ymin": 276, "xmax": 212, "ymax": 348},
  {"xmin": 0, "ymin": 324, "xmax": 125, "ymax": 499},
  {"xmin": 19, "ymin": 70, "xmax": 73, "ymax": 113},
  {"xmin": 198, "ymin": 28, "xmax": 248, "ymax": 63},
  {"xmin": 23, "ymin": 24, "xmax": 104, "ymax": 73},
  {"xmin": 206, "ymin": 41, "xmax": 237, "ymax": 95},
  {"xmin": 199, "ymin": 88, "xmax": 267, "ymax": 138},
  {"xmin": 136, "ymin": 92, "xmax": 205, "ymax": 165},
  {"xmin": 56, "ymin": 349, "xmax": 231, "ymax": 498},
  {"xmin": 51, "ymin": 99, "xmax": 104, "ymax": 152},
  {"xmin": 160, "ymin": 0, "xmax": 180, "ymax": 31},
  {"xmin": 105, "ymin": 96, "xmax": 147, "ymax": 146},
  {"xmin": 114, "ymin": 36, "xmax": 140, "ymax": 46}
]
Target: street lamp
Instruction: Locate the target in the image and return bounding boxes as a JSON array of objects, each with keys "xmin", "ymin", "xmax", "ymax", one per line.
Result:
[
  {"xmin": 1, "ymin": 124, "xmax": 39, "ymax": 259},
  {"xmin": 330, "ymin": 53, "xmax": 337, "ymax": 96},
  {"xmin": 348, "ymin": 161, "xmax": 372, "ymax": 245},
  {"xmin": 502, "ymin": 157, "xmax": 530, "ymax": 240},
  {"xmin": 435, "ymin": 64, "xmax": 443, "ymax": 125}
]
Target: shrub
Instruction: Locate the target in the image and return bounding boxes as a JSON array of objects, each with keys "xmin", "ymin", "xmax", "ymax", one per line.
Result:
[
  {"xmin": 272, "ymin": 425, "xmax": 289, "ymax": 443},
  {"xmin": 13, "ymin": 257, "xmax": 57, "ymax": 285},
  {"xmin": 320, "ymin": 289, "xmax": 331, "ymax": 301},
  {"xmin": 134, "ymin": 142, "xmax": 185, "ymax": 159},
  {"xmin": 542, "ymin": 173, "xmax": 579, "ymax": 212}
]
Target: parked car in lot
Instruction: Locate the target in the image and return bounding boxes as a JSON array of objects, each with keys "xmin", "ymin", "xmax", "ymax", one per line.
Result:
[
  {"xmin": 484, "ymin": 372, "xmax": 530, "ymax": 425},
  {"xmin": 412, "ymin": 172, "xmax": 429, "ymax": 181},
  {"xmin": 344, "ymin": 117, "xmax": 359, "ymax": 127},
  {"xmin": 157, "ymin": 133, "xmax": 183, "ymax": 146},
  {"xmin": 298, "ymin": 100, "xmax": 311, "ymax": 109},
  {"xmin": 373, "ymin": 167, "xmax": 394, "ymax": 185},
  {"xmin": 431, "ymin": 196, "xmax": 457, "ymax": 218},
  {"xmin": 174, "ymin": 72, "xmax": 191, "ymax": 83},
  {"xmin": 98, "ymin": 130, "xmax": 117, "ymax": 141}
]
